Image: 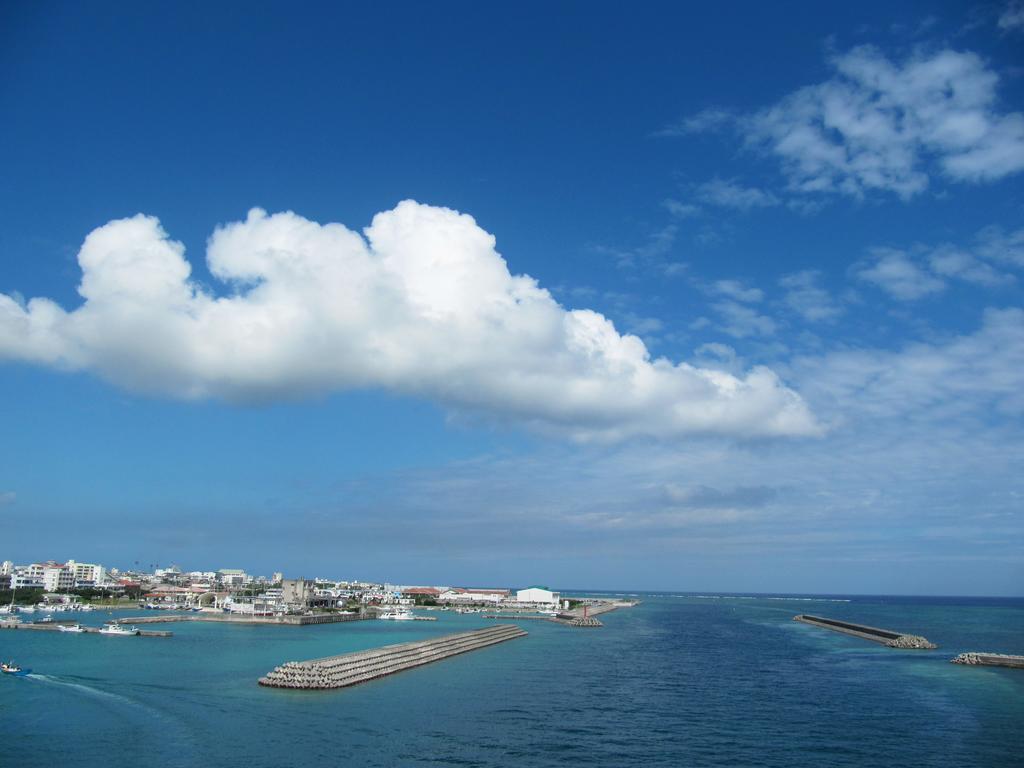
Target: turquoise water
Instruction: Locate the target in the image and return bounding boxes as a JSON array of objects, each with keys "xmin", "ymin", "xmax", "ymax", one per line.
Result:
[{"xmin": 2, "ymin": 594, "xmax": 1022, "ymax": 767}]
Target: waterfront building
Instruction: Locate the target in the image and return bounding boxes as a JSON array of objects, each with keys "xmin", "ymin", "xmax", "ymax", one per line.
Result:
[
  {"xmin": 10, "ymin": 571, "xmax": 44, "ymax": 590},
  {"xmin": 1, "ymin": 560, "xmax": 12, "ymax": 575},
  {"xmin": 281, "ymin": 578, "xmax": 316, "ymax": 609},
  {"xmin": 439, "ymin": 588, "xmax": 511, "ymax": 604},
  {"xmin": 66, "ymin": 560, "xmax": 107, "ymax": 587},
  {"xmin": 516, "ymin": 586, "xmax": 561, "ymax": 606},
  {"xmin": 42, "ymin": 564, "xmax": 75, "ymax": 592},
  {"xmin": 218, "ymin": 569, "xmax": 249, "ymax": 587}
]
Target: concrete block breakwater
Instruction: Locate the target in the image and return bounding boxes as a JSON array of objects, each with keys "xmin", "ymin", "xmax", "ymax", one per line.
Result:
[
  {"xmin": 793, "ymin": 615, "xmax": 936, "ymax": 649},
  {"xmin": 258, "ymin": 624, "xmax": 527, "ymax": 689},
  {"xmin": 952, "ymin": 652, "xmax": 1024, "ymax": 669}
]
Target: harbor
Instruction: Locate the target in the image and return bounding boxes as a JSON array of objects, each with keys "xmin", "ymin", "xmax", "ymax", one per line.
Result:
[
  {"xmin": 258, "ymin": 624, "xmax": 528, "ymax": 689},
  {"xmin": 793, "ymin": 614, "xmax": 937, "ymax": 649}
]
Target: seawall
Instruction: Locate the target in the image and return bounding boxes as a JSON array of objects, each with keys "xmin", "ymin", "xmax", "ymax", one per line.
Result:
[
  {"xmin": 793, "ymin": 614, "xmax": 936, "ymax": 649},
  {"xmin": 259, "ymin": 623, "xmax": 527, "ymax": 689}
]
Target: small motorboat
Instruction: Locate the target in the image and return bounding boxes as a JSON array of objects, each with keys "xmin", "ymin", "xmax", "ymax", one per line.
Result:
[
  {"xmin": 378, "ymin": 610, "xmax": 415, "ymax": 621},
  {"xmin": 99, "ymin": 623, "xmax": 138, "ymax": 636},
  {"xmin": 58, "ymin": 623, "xmax": 85, "ymax": 633},
  {"xmin": 1, "ymin": 661, "xmax": 30, "ymax": 676}
]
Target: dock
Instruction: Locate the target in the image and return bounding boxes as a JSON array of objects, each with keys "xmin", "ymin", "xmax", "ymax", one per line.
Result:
[
  {"xmin": 793, "ymin": 614, "xmax": 936, "ymax": 649},
  {"xmin": 258, "ymin": 624, "xmax": 527, "ymax": 689},
  {"xmin": 951, "ymin": 652, "xmax": 1024, "ymax": 669},
  {"xmin": 0, "ymin": 620, "xmax": 172, "ymax": 638}
]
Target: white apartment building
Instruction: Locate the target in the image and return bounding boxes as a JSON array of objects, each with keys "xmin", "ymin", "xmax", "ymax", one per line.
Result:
[
  {"xmin": 66, "ymin": 560, "xmax": 107, "ymax": 586},
  {"xmin": 43, "ymin": 564, "xmax": 75, "ymax": 592}
]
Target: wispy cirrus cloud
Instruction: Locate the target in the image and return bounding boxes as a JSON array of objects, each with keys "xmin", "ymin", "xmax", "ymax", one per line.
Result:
[
  {"xmin": 998, "ymin": 1, "xmax": 1024, "ymax": 31},
  {"xmin": 697, "ymin": 178, "xmax": 780, "ymax": 210},
  {"xmin": 778, "ymin": 270, "xmax": 844, "ymax": 322}
]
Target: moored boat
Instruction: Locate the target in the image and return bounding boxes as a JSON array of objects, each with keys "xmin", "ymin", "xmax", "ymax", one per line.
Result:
[
  {"xmin": 378, "ymin": 609, "xmax": 415, "ymax": 620},
  {"xmin": 58, "ymin": 623, "xmax": 85, "ymax": 633},
  {"xmin": 99, "ymin": 623, "xmax": 138, "ymax": 636}
]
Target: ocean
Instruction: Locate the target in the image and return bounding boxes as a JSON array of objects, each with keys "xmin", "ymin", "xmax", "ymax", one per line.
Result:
[{"xmin": 1, "ymin": 593, "xmax": 1022, "ymax": 767}]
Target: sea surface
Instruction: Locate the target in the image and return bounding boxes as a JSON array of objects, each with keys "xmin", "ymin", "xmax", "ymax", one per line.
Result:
[{"xmin": 1, "ymin": 594, "xmax": 1022, "ymax": 767}]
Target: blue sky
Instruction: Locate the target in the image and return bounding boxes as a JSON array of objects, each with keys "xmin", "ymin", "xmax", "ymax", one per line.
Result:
[{"xmin": 1, "ymin": 1, "xmax": 1023, "ymax": 595}]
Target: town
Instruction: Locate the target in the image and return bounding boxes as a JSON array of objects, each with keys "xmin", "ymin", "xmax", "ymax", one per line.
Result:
[{"xmin": 0, "ymin": 557, "xmax": 569, "ymax": 617}]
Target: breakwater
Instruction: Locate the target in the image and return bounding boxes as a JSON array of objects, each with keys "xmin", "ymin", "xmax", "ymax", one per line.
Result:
[
  {"xmin": 259, "ymin": 624, "xmax": 527, "ymax": 689},
  {"xmin": 793, "ymin": 614, "xmax": 936, "ymax": 649},
  {"xmin": 951, "ymin": 652, "xmax": 1024, "ymax": 669},
  {"xmin": 0, "ymin": 621, "xmax": 171, "ymax": 638}
]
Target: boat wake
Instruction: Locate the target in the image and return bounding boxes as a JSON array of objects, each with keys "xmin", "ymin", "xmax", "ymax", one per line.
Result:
[{"xmin": 25, "ymin": 673, "xmax": 138, "ymax": 706}]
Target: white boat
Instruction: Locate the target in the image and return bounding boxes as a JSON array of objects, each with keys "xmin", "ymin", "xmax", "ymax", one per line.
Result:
[
  {"xmin": 378, "ymin": 610, "xmax": 415, "ymax": 621},
  {"xmin": 58, "ymin": 623, "xmax": 85, "ymax": 633},
  {"xmin": 99, "ymin": 623, "xmax": 138, "ymax": 636},
  {"xmin": 18, "ymin": 606, "xmax": 36, "ymax": 614}
]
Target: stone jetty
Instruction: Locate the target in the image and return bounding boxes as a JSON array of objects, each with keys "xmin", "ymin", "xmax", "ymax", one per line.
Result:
[
  {"xmin": 258, "ymin": 624, "xmax": 527, "ymax": 689},
  {"xmin": 951, "ymin": 652, "xmax": 1024, "ymax": 669},
  {"xmin": 793, "ymin": 614, "xmax": 936, "ymax": 649}
]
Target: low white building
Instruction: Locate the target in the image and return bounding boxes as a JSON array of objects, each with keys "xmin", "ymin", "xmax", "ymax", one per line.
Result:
[
  {"xmin": 11, "ymin": 571, "xmax": 44, "ymax": 590},
  {"xmin": 439, "ymin": 588, "xmax": 511, "ymax": 604},
  {"xmin": 516, "ymin": 586, "xmax": 560, "ymax": 606}
]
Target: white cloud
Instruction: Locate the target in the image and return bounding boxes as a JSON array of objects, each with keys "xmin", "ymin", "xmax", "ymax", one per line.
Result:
[
  {"xmin": 928, "ymin": 246, "xmax": 1014, "ymax": 287},
  {"xmin": 712, "ymin": 300, "xmax": 777, "ymax": 338},
  {"xmin": 697, "ymin": 178, "xmax": 780, "ymax": 210},
  {"xmin": 999, "ymin": 2, "xmax": 1024, "ymax": 31},
  {"xmin": 709, "ymin": 279, "xmax": 764, "ymax": 303},
  {"xmin": 0, "ymin": 202, "xmax": 820, "ymax": 442},
  {"xmin": 795, "ymin": 307, "xmax": 1024, "ymax": 422},
  {"xmin": 975, "ymin": 225, "xmax": 1024, "ymax": 267},
  {"xmin": 854, "ymin": 247, "xmax": 946, "ymax": 300},
  {"xmin": 778, "ymin": 270, "xmax": 843, "ymax": 322},
  {"xmin": 656, "ymin": 107, "xmax": 735, "ymax": 137},
  {"xmin": 662, "ymin": 199, "xmax": 702, "ymax": 219},
  {"xmin": 745, "ymin": 46, "xmax": 1024, "ymax": 198}
]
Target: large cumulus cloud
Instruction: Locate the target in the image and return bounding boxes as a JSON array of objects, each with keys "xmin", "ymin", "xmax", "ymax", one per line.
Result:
[{"xmin": 0, "ymin": 201, "xmax": 819, "ymax": 441}]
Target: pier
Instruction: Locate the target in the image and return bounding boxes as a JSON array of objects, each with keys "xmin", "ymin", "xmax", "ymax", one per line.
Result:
[
  {"xmin": 258, "ymin": 624, "xmax": 527, "ymax": 689},
  {"xmin": 951, "ymin": 652, "xmax": 1024, "ymax": 669},
  {"xmin": 0, "ymin": 620, "xmax": 172, "ymax": 638},
  {"xmin": 793, "ymin": 614, "xmax": 936, "ymax": 649}
]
